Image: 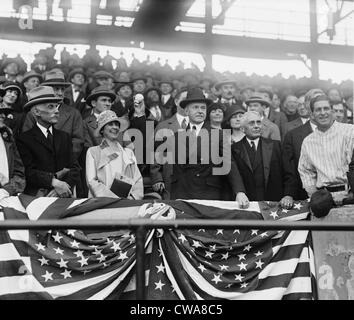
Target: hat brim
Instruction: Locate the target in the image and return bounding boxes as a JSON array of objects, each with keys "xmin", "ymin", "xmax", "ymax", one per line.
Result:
[
  {"xmin": 86, "ymin": 91, "xmax": 117, "ymax": 107},
  {"xmin": 95, "ymin": 116, "xmax": 130, "ymax": 137},
  {"xmin": 21, "ymin": 74, "xmax": 43, "ymax": 84},
  {"xmin": 23, "ymin": 97, "xmax": 62, "ymax": 112},
  {"xmin": 0, "ymin": 85, "xmax": 23, "ymax": 98},
  {"xmin": 132, "ymin": 78, "xmax": 147, "ymax": 83},
  {"xmin": 114, "ymin": 82, "xmax": 134, "ymax": 91},
  {"xmin": 180, "ymin": 98, "xmax": 213, "ymax": 109},
  {"xmin": 215, "ymin": 81, "xmax": 237, "ymax": 90},
  {"xmin": 69, "ymin": 71, "xmax": 86, "ymax": 80},
  {"xmin": 245, "ymin": 99, "xmax": 270, "ymax": 108},
  {"xmin": 42, "ymin": 81, "xmax": 71, "ymax": 88}
]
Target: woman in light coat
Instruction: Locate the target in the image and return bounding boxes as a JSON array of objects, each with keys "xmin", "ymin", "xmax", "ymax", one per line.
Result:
[{"xmin": 86, "ymin": 110, "xmax": 143, "ymax": 199}]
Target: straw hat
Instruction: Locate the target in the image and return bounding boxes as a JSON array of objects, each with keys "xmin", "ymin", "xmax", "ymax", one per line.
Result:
[
  {"xmin": 245, "ymin": 95, "xmax": 270, "ymax": 108},
  {"xmin": 21, "ymin": 70, "xmax": 43, "ymax": 84},
  {"xmin": 23, "ymin": 86, "xmax": 62, "ymax": 111},
  {"xmin": 42, "ymin": 69, "xmax": 71, "ymax": 87}
]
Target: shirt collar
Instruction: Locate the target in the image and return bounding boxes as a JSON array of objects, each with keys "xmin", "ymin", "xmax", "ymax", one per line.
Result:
[
  {"xmin": 246, "ymin": 137, "xmax": 260, "ymax": 149},
  {"xmin": 189, "ymin": 121, "xmax": 204, "ymax": 136},
  {"xmin": 36, "ymin": 122, "xmax": 52, "ymax": 138},
  {"xmin": 176, "ymin": 113, "xmax": 189, "ymax": 127}
]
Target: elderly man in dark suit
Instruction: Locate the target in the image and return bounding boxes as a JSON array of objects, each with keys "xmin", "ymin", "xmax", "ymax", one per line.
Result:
[
  {"xmin": 162, "ymin": 87, "xmax": 248, "ymax": 205},
  {"xmin": 17, "ymin": 86, "xmax": 80, "ymax": 198},
  {"xmin": 22, "ymin": 69, "xmax": 84, "ymax": 162},
  {"xmin": 231, "ymin": 111, "xmax": 295, "ymax": 208}
]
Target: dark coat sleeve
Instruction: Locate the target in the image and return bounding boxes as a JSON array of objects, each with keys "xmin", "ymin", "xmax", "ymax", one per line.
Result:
[
  {"xmin": 61, "ymin": 134, "xmax": 81, "ymax": 189},
  {"xmin": 282, "ymin": 131, "xmax": 298, "ymax": 198}
]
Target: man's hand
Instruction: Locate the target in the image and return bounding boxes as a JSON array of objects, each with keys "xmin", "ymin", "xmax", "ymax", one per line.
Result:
[
  {"xmin": 47, "ymin": 189, "xmax": 59, "ymax": 197},
  {"xmin": 152, "ymin": 182, "xmax": 165, "ymax": 193},
  {"xmin": 55, "ymin": 168, "xmax": 70, "ymax": 180},
  {"xmin": 51, "ymin": 178, "xmax": 72, "ymax": 198},
  {"xmin": 133, "ymin": 94, "xmax": 145, "ymax": 117},
  {"xmin": 236, "ymin": 192, "xmax": 249, "ymax": 209},
  {"xmin": 280, "ymin": 195, "xmax": 294, "ymax": 209}
]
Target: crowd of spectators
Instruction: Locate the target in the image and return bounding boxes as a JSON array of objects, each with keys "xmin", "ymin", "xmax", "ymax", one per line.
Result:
[{"xmin": 0, "ymin": 45, "xmax": 353, "ymax": 213}]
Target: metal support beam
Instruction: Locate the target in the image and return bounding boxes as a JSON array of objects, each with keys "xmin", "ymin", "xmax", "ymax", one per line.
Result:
[
  {"xmin": 204, "ymin": 0, "xmax": 213, "ymax": 71},
  {"xmin": 309, "ymin": 0, "xmax": 320, "ymax": 79}
]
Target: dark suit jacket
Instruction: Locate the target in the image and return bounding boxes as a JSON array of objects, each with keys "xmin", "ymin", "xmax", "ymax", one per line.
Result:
[
  {"xmin": 83, "ymin": 114, "xmax": 102, "ymax": 149},
  {"xmin": 22, "ymin": 103, "xmax": 84, "ymax": 161},
  {"xmin": 160, "ymin": 96, "xmax": 176, "ymax": 120},
  {"xmin": 112, "ymin": 98, "xmax": 133, "ymax": 117},
  {"xmin": 17, "ymin": 126, "xmax": 80, "ymax": 196},
  {"xmin": 268, "ymin": 108, "xmax": 288, "ymax": 139},
  {"xmin": 64, "ymin": 86, "xmax": 87, "ymax": 117},
  {"xmin": 282, "ymin": 121, "xmax": 313, "ymax": 200},
  {"xmin": 150, "ymin": 114, "xmax": 182, "ymax": 197},
  {"xmin": 284, "ymin": 117, "xmax": 304, "ymax": 135},
  {"xmin": 168, "ymin": 123, "xmax": 245, "ymax": 200},
  {"xmin": 232, "ymin": 137, "xmax": 290, "ymax": 201},
  {"xmin": 1, "ymin": 132, "xmax": 26, "ymax": 196}
]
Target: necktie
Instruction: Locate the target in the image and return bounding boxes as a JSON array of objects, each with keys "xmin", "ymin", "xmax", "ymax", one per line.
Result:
[
  {"xmin": 47, "ymin": 128, "xmax": 54, "ymax": 147},
  {"xmin": 249, "ymin": 141, "xmax": 256, "ymax": 166},
  {"xmin": 181, "ymin": 118, "xmax": 187, "ymax": 130}
]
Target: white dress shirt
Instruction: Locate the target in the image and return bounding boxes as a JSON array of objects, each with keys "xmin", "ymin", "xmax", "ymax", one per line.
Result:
[
  {"xmin": 176, "ymin": 113, "xmax": 189, "ymax": 128},
  {"xmin": 36, "ymin": 122, "xmax": 52, "ymax": 138},
  {"xmin": 299, "ymin": 121, "xmax": 354, "ymax": 194},
  {"xmin": 189, "ymin": 122, "xmax": 204, "ymax": 136},
  {"xmin": 246, "ymin": 137, "xmax": 260, "ymax": 150},
  {"xmin": 162, "ymin": 94, "xmax": 171, "ymax": 105}
]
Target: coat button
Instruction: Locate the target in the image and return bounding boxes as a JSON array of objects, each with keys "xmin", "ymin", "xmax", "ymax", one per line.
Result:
[{"xmin": 196, "ymin": 174, "xmax": 200, "ymax": 177}]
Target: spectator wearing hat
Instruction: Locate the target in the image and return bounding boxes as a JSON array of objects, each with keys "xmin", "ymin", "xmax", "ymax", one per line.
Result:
[
  {"xmin": 132, "ymin": 75, "xmax": 147, "ymax": 94},
  {"xmin": 283, "ymin": 95, "xmax": 307, "ymax": 134},
  {"xmin": 21, "ymin": 70, "xmax": 43, "ymax": 100},
  {"xmin": 163, "ymin": 87, "xmax": 248, "ymax": 204},
  {"xmin": 0, "ymin": 82, "xmax": 24, "ymax": 138},
  {"xmin": 215, "ymin": 79, "xmax": 242, "ymax": 108},
  {"xmin": 239, "ymin": 86, "xmax": 255, "ymax": 111},
  {"xmin": 144, "ymin": 87, "xmax": 164, "ymax": 123},
  {"xmin": 298, "ymin": 94, "xmax": 354, "ymax": 205},
  {"xmin": 65, "ymin": 68, "xmax": 88, "ymax": 118},
  {"xmin": 111, "ymin": 81, "xmax": 134, "ymax": 117},
  {"xmin": 282, "ymin": 90, "xmax": 320, "ymax": 200},
  {"xmin": 150, "ymin": 88, "xmax": 190, "ymax": 198},
  {"xmin": 231, "ymin": 111, "xmax": 295, "ymax": 208},
  {"xmin": 17, "ymin": 86, "xmax": 80, "ymax": 197},
  {"xmin": 94, "ymin": 71, "xmax": 115, "ymax": 91},
  {"xmin": 258, "ymin": 87, "xmax": 288, "ymax": 139},
  {"xmin": 22, "ymin": 69, "xmax": 84, "ymax": 162},
  {"xmin": 0, "ymin": 116, "xmax": 25, "ymax": 200},
  {"xmin": 86, "ymin": 110, "xmax": 143, "ymax": 200},
  {"xmin": 222, "ymin": 105, "xmax": 246, "ymax": 144},
  {"xmin": 245, "ymin": 95, "xmax": 281, "ymax": 141},
  {"xmin": 207, "ymin": 102, "xmax": 226, "ymax": 130},
  {"xmin": 159, "ymin": 77, "xmax": 175, "ymax": 118},
  {"xmin": 1, "ymin": 58, "xmax": 21, "ymax": 82}
]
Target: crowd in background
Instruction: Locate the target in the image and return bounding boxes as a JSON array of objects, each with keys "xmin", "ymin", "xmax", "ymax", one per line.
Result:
[{"xmin": 0, "ymin": 45, "xmax": 353, "ymax": 211}]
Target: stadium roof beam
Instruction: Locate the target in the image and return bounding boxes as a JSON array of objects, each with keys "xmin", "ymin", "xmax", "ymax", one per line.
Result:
[{"xmin": 0, "ymin": 16, "xmax": 353, "ymax": 65}]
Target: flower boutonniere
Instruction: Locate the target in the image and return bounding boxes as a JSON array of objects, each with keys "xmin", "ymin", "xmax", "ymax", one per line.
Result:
[{"xmin": 0, "ymin": 126, "xmax": 13, "ymax": 142}]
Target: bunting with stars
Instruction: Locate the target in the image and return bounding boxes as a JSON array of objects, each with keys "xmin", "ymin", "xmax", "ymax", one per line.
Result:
[{"xmin": 0, "ymin": 195, "xmax": 315, "ymax": 299}]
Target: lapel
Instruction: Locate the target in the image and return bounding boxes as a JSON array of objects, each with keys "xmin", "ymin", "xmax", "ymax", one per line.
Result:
[
  {"xmin": 238, "ymin": 138, "xmax": 253, "ymax": 172},
  {"xmin": 261, "ymin": 138, "xmax": 273, "ymax": 187},
  {"xmin": 32, "ymin": 125, "xmax": 55, "ymax": 153},
  {"xmin": 86, "ymin": 114, "xmax": 97, "ymax": 130},
  {"xmin": 52, "ymin": 128, "xmax": 62, "ymax": 156}
]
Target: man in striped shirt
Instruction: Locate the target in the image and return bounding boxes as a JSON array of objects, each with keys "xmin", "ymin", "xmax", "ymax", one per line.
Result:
[{"xmin": 298, "ymin": 95, "xmax": 354, "ymax": 204}]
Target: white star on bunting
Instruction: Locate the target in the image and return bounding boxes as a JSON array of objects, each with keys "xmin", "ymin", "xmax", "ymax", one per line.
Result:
[
  {"xmin": 53, "ymin": 247, "xmax": 64, "ymax": 255},
  {"xmin": 219, "ymin": 265, "xmax": 229, "ymax": 271},
  {"xmin": 35, "ymin": 243, "xmax": 46, "ymax": 251},
  {"xmin": 41, "ymin": 271, "xmax": 53, "ymax": 282},
  {"xmin": 211, "ymin": 274, "xmax": 222, "ymax": 285},
  {"xmin": 78, "ymin": 256, "xmax": 89, "ymax": 267},
  {"xmin": 52, "ymin": 232, "xmax": 63, "ymax": 243},
  {"xmin": 70, "ymin": 240, "xmax": 80, "ymax": 248},
  {"xmin": 73, "ymin": 250, "xmax": 84, "ymax": 258},
  {"xmin": 156, "ymin": 263, "xmax": 165, "ymax": 274},
  {"xmin": 221, "ymin": 252, "xmax": 229, "ymax": 260},
  {"xmin": 118, "ymin": 251, "xmax": 128, "ymax": 261},
  {"xmin": 270, "ymin": 211, "xmax": 279, "ymax": 219},
  {"xmin": 237, "ymin": 262, "xmax": 247, "ymax": 271},
  {"xmin": 154, "ymin": 280, "xmax": 165, "ymax": 291},
  {"xmin": 38, "ymin": 256, "xmax": 49, "ymax": 266},
  {"xmin": 294, "ymin": 203, "xmax": 302, "ymax": 210},
  {"xmin": 198, "ymin": 264, "xmax": 206, "ymax": 273},
  {"xmin": 61, "ymin": 269, "xmax": 72, "ymax": 279},
  {"xmin": 238, "ymin": 254, "xmax": 246, "ymax": 260},
  {"xmin": 255, "ymin": 259, "xmax": 264, "ymax": 269},
  {"xmin": 216, "ymin": 229, "xmax": 224, "ymax": 235},
  {"xmin": 67, "ymin": 230, "xmax": 76, "ymax": 236},
  {"xmin": 110, "ymin": 241, "xmax": 121, "ymax": 252},
  {"xmin": 57, "ymin": 258, "xmax": 69, "ymax": 268},
  {"xmin": 192, "ymin": 240, "xmax": 202, "ymax": 248},
  {"xmin": 243, "ymin": 244, "xmax": 252, "ymax": 252},
  {"xmin": 234, "ymin": 274, "xmax": 244, "ymax": 282},
  {"xmin": 254, "ymin": 251, "xmax": 263, "ymax": 257},
  {"xmin": 205, "ymin": 251, "xmax": 214, "ymax": 258}
]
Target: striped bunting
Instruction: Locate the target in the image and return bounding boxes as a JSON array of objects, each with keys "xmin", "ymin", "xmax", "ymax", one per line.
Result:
[{"xmin": 0, "ymin": 196, "xmax": 314, "ymax": 299}]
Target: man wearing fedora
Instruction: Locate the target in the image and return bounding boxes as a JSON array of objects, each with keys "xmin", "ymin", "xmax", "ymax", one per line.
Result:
[
  {"xmin": 111, "ymin": 81, "xmax": 134, "ymax": 118},
  {"xmin": 215, "ymin": 79, "xmax": 242, "ymax": 109},
  {"xmin": 21, "ymin": 70, "xmax": 43, "ymax": 102},
  {"xmin": 22, "ymin": 69, "xmax": 84, "ymax": 162},
  {"xmin": 161, "ymin": 87, "xmax": 248, "ymax": 204},
  {"xmin": 17, "ymin": 86, "xmax": 80, "ymax": 198},
  {"xmin": 65, "ymin": 67, "xmax": 88, "ymax": 118},
  {"xmin": 1, "ymin": 58, "xmax": 21, "ymax": 83},
  {"xmin": 245, "ymin": 95, "xmax": 281, "ymax": 141},
  {"xmin": 131, "ymin": 74, "xmax": 147, "ymax": 94},
  {"xmin": 94, "ymin": 70, "xmax": 115, "ymax": 91},
  {"xmin": 159, "ymin": 77, "xmax": 175, "ymax": 119}
]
